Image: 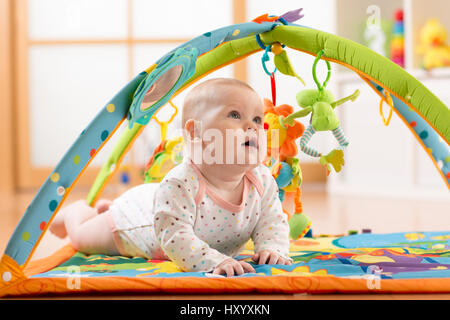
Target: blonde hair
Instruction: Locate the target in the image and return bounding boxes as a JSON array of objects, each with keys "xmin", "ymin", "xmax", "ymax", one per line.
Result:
[{"xmin": 181, "ymin": 78, "xmax": 256, "ymax": 128}]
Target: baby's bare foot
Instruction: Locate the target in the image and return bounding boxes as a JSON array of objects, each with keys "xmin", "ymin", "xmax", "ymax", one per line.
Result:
[
  {"xmin": 49, "ymin": 210, "xmax": 67, "ymax": 239},
  {"xmin": 95, "ymin": 199, "xmax": 112, "ymax": 214}
]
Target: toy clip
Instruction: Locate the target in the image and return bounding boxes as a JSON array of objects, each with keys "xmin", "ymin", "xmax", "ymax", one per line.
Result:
[{"xmin": 379, "ymin": 90, "xmax": 394, "ymax": 126}]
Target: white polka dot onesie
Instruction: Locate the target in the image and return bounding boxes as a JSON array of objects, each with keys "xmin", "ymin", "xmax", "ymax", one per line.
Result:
[{"xmin": 106, "ymin": 158, "xmax": 291, "ymax": 272}]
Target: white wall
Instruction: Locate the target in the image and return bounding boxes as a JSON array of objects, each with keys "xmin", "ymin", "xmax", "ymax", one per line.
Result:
[{"xmin": 27, "ymin": 0, "xmax": 235, "ymax": 167}]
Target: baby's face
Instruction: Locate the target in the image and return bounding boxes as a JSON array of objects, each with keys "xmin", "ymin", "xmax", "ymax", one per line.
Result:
[{"xmin": 190, "ymin": 85, "xmax": 266, "ymax": 169}]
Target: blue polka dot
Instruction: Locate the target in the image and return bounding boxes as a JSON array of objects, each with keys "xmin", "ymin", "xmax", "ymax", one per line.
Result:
[
  {"xmin": 158, "ymin": 53, "xmax": 174, "ymax": 65},
  {"xmin": 49, "ymin": 200, "xmax": 58, "ymax": 212},
  {"xmin": 101, "ymin": 130, "xmax": 109, "ymax": 141},
  {"xmin": 419, "ymin": 131, "xmax": 429, "ymax": 139},
  {"xmin": 203, "ymin": 32, "xmax": 211, "ymax": 37}
]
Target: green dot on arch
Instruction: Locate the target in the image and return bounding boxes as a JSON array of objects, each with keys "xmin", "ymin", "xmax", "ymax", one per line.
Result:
[
  {"xmin": 22, "ymin": 232, "xmax": 30, "ymax": 241},
  {"xmin": 73, "ymin": 155, "xmax": 81, "ymax": 165}
]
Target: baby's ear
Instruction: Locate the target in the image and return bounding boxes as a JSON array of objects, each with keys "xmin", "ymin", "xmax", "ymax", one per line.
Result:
[
  {"xmin": 184, "ymin": 119, "xmax": 202, "ymax": 141},
  {"xmin": 184, "ymin": 119, "xmax": 195, "ymax": 140}
]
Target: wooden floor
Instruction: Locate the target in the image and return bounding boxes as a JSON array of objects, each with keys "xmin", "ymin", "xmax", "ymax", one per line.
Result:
[{"xmin": 1, "ymin": 184, "xmax": 449, "ymax": 300}]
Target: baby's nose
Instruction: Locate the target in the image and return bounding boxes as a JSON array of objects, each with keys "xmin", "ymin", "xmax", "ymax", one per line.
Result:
[{"xmin": 245, "ymin": 121, "xmax": 257, "ymax": 131}]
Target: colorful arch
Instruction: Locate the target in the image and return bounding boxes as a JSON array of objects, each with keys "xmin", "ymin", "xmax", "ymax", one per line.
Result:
[{"xmin": 1, "ymin": 18, "xmax": 449, "ymax": 291}]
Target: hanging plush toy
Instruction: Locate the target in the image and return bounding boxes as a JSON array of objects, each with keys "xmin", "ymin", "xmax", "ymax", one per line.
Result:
[
  {"xmin": 284, "ymin": 50, "xmax": 360, "ymax": 175},
  {"xmin": 263, "ymin": 99, "xmax": 311, "ymax": 240},
  {"xmin": 144, "ymin": 136, "xmax": 184, "ymax": 183},
  {"xmin": 258, "ymin": 38, "xmax": 312, "ymax": 239},
  {"xmin": 143, "ymin": 101, "xmax": 184, "ymax": 183},
  {"xmin": 271, "ymin": 42, "xmax": 305, "ymax": 86}
]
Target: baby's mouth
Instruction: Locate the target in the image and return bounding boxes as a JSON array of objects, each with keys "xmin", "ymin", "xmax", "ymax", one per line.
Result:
[{"xmin": 242, "ymin": 138, "xmax": 258, "ymax": 149}]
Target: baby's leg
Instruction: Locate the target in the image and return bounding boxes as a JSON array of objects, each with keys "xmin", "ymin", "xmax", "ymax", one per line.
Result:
[
  {"xmin": 50, "ymin": 200, "xmax": 119, "ymax": 256},
  {"xmin": 50, "ymin": 198, "xmax": 112, "ymax": 238},
  {"xmin": 62, "ymin": 200, "xmax": 120, "ymax": 256}
]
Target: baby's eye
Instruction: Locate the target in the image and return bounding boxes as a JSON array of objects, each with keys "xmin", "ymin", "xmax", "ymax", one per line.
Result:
[
  {"xmin": 228, "ymin": 110, "xmax": 241, "ymax": 119},
  {"xmin": 253, "ymin": 116, "xmax": 262, "ymax": 124}
]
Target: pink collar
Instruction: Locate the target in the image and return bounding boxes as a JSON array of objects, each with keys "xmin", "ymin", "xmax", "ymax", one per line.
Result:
[{"xmin": 189, "ymin": 160, "xmax": 264, "ymax": 213}]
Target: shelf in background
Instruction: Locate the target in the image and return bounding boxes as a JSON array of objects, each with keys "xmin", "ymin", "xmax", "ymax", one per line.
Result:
[{"xmin": 334, "ymin": 0, "xmax": 450, "ymax": 70}]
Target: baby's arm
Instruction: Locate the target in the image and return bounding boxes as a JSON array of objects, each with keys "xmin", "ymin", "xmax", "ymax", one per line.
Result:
[
  {"xmin": 153, "ymin": 179, "xmax": 231, "ymax": 272},
  {"xmin": 251, "ymin": 169, "xmax": 292, "ymax": 263}
]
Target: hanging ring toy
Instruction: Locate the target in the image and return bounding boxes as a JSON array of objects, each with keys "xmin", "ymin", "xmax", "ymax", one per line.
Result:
[
  {"xmin": 151, "ymin": 100, "xmax": 179, "ymax": 141},
  {"xmin": 261, "ymin": 45, "xmax": 277, "ymax": 76},
  {"xmin": 312, "ymin": 49, "xmax": 332, "ymax": 96},
  {"xmin": 256, "ymin": 37, "xmax": 278, "ymax": 105}
]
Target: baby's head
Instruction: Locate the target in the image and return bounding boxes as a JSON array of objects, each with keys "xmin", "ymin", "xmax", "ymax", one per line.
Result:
[{"xmin": 182, "ymin": 78, "xmax": 266, "ymax": 171}]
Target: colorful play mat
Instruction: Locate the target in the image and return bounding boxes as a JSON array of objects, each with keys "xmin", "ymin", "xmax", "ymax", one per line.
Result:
[
  {"xmin": 1, "ymin": 231, "xmax": 449, "ymax": 296},
  {"xmin": 1, "ymin": 9, "xmax": 449, "ymax": 297}
]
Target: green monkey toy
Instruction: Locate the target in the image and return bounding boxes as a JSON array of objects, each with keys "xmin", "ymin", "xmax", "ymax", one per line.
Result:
[{"xmin": 283, "ymin": 50, "xmax": 360, "ymax": 174}]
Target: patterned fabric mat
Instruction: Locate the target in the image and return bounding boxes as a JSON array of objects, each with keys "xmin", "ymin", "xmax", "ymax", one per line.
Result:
[{"xmin": 32, "ymin": 231, "xmax": 450, "ymax": 280}]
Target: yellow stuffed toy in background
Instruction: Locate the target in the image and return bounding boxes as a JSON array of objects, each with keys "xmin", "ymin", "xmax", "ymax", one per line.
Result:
[{"xmin": 417, "ymin": 18, "xmax": 450, "ymax": 70}]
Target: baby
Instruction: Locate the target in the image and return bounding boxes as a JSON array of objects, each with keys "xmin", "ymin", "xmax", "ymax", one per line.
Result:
[{"xmin": 50, "ymin": 78, "xmax": 292, "ymax": 277}]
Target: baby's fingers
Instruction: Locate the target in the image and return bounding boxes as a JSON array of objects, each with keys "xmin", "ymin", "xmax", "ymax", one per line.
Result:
[
  {"xmin": 268, "ymin": 253, "xmax": 279, "ymax": 265},
  {"xmin": 278, "ymin": 257, "xmax": 289, "ymax": 265},
  {"xmin": 212, "ymin": 267, "xmax": 223, "ymax": 275},
  {"xmin": 233, "ymin": 262, "xmax": 244, "ymax": 276},
  {"xmin": 239, "ymin": 261, "xmax": 256, "ymax": 273},
  {"xmin": 258, "ymin": 251, "xmax": 270, "ymax": 265},
  {"xmin": 224, "ymin": 264, "xmax": 235, "ymax": 277},
  {"xmin": 212, "ymin": 259, "xmax": 257, "ymax": 277}
]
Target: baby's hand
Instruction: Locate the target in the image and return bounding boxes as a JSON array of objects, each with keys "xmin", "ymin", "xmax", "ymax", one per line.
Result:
[
  {"xmin": 212, "ymin": 258, "xmax": 256, "ymax": 277},
  {"xmin": 251, "ymin": 250, "xmax": 292, "ymax": 265}
]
